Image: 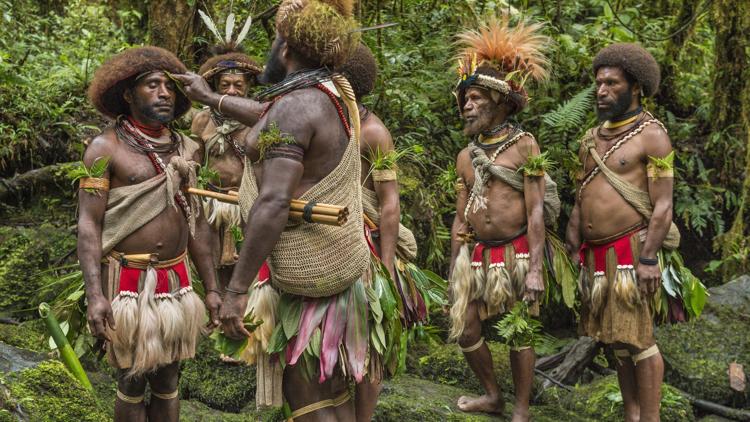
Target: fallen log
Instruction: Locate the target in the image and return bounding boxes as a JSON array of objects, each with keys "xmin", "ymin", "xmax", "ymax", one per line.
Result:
[
  {"xmin": 543, "ymin": 336, "xmax": 599, "ymax": 387},
  {"xmin": 0, "ymin": 162, "xmax": 74, "ymax": 203}
]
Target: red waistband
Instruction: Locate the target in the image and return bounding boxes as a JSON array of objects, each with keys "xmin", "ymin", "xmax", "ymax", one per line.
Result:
[
  {"xmin": 580, "ymin": 229, "xmax": 640, "ymax": 272},
  {"xmin": 118, "ymin": 260, "xmax": 190, "ymax": 294},
  {"xmin": 471, "ymin": 234, "xmax": 529, "ymax": 266}
]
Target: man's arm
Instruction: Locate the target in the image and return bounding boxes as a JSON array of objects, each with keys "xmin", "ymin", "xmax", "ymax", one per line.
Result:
[
  {"xmin": 519, "ymin": 137, "xmax": 546, "ymax": 301},
  {"xmin": 565, "ymin": 201, "xmax": 582, "ymax": 265},
  {"xmin": 174, "ymin": 72, "xmax": 265, "ymax": 127},
  {"xmin": 365, "ymin": 123, "xmax": 399, "ymax": 278},
  {"xmin": 637, "ymin": 126, "xmax": 674, "ymax": 296},
  {"xmin": 220, "ymin": 96, "xmax": 309, "ymax": 339},
  {"xmin": 449, "ymin": 149, "xmax": 471, "ymax": 278},
  {"xmin": 77, "ymin": 138, "xmax": 115, "ymax": 340}
]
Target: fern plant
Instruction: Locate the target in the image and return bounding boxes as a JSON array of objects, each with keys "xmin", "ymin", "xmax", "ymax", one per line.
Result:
[
  {"xmin": 67, "ymin": 156, "xmax": 110, "ymax": 195},
  {"xmin": 540, "ymin": 85, "xmax": 596, "ymax": 137}
]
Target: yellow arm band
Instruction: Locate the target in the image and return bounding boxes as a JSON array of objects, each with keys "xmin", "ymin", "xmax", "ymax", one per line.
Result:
[
  {"xmin": 78, "ymin": 177, "xmax": 110, "ymax": 192},
  {"xmin": 372, "ymin": 169, "xmax": 397, "ymax": 182},
  {"xmin": 455, "ymin": 179, "xmax": 466, "ymax": 193},
  {"xmin": 647, "ymin": 152, "xmax": 675, "ymax": 179}
]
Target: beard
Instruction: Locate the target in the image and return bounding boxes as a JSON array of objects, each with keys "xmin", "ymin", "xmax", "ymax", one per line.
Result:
[
  {"xmin": 596, "ymin": 89, "xmax": 633, "ymax": 122},
  {"xmin": 259, "ymin": 39, "xmax": 287, "ymax": 85},
  {"xmin": 133, "ymin": 98, "xmax": 174, "ymax": 124},
  {"xmin": 463, "ymin": 111, "xmax": 496, "ymax": 137}
]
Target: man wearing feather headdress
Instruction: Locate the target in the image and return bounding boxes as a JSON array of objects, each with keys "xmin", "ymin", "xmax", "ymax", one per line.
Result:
[
  {"xmin": 191, "ymin": 10, "xmax": 263, "ymax": 292},
  {"xmin": 338, "ymin": 42, "xmax": 447, "ymax": 421},
  {"xmin": 79, "ymin": 46, "xmax": 221, "ymax": 422},
  {"xmin": 565, "ymin": 43, "xmax": 700, "ymax": 422},
  {"xmin": 175, "ymin": 1, "xmax": 400, "ymax": 420},
  {"xmin": 449, "ymin": 17, "xmax": 559, "ymax": 419}
]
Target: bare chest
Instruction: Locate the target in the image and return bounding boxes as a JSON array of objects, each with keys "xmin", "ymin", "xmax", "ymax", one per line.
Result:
[
  {"xmin": 583, "ymin": 134, "xmax": 645, "ymax": 176},
  {"xmin": 109, "ymin": 144, "xmax": 177, "ymax": 188}
]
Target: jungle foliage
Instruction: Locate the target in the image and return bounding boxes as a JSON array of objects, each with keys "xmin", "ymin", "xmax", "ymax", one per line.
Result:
[{"xmin": 0, "ymin": 0, "xmax": 747, "ymax": 287}]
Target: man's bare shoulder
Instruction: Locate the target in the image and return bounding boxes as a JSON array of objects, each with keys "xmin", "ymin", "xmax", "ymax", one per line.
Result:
[
  {"xmin": 83, "ymin": 128, "xmax": 118, "ymax": 165},
  {"xmin": 456, "ymin": 146, "xmax": 472, "ymax": 174},
  {"xmin": 514, "ymin": 132, "xmax": 541, "ymax": 159},
  {"xmin": 361, "ymin": 112, "xmax": 393, "ymax": 153},
  {"xmin": 640, "ymin": 120, "xmax": 672, "ymax": 157},
  {"xmin": 190, "ymin": 108, "xmax": 212, "ymax": 139}
]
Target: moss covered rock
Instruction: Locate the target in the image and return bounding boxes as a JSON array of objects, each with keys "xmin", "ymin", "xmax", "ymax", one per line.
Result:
[
  {"xmin": 180, "ymin": 398, "xmax": 284, "ymax": 422},
  {"xmin": 0, "ymin": 320, "xmax": 47, "ymax": 352},
  {"xmin": 2, "ymin": 360, "xmax": 108, "ymax": 421},
  {"xmin": 411, "ymin": 341, "xmax": 514, "ymax": 395},
  {"xmin": 180, "ymin": 339, "xmax": 257, "ymax": 412},
  {"xmin": 656, "ymin": 277, "xmax": 750, "ymax": 407},
  {"xmin": 0, "ymin": 225, "xmax": 76, "ymax": 318},
  {"xmin": 546, "ymin": 375, "xmax": 695, "ymax": 422}
]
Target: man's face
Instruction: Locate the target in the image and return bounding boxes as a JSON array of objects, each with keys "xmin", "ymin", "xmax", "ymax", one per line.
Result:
[
  {"xmin": 217, "ymin": 73, "xmax": 248, "ymax": 97},
  {"xmin": 595, "ymin": 66, "xmax": 637, "ymax": 122},
  {"xmin": 126, "ymin": 72, "xmax": 176, "ymax": 124},
  {"xmin": 259, "ymin": 35, "xmax": 288, "ymax": 85},
  {"xmin": 462, "ymin": 87, "xmax": 502, "ymax": 136}
]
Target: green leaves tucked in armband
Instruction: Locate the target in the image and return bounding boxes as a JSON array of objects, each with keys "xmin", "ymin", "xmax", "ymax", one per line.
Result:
[
  {"xmin": 366, "ymin": 145, "xmax": 423, "ymax": 182},
  {"xmin": 518, "ymin": 151, "xmax": 555, "ymax": 177},
  {"xmin": 257, "ymin": 121, "xmax": 299, "ymax": 162},
  {"xmin": 647, "ymin": 151, "xmax": 675, "ymax": 179},
  {"xmin": 68, "ymin": 156, "xmax": 110, "ymax": 195}
]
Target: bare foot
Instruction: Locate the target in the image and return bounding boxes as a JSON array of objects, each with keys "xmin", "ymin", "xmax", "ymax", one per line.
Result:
[
  {"xmin": 457, "ymin": 394, "xmax": 504, "ymax": 414},
  {"xmin": 511, "ymin": 406, "xmax": 530, "ymax": 422}
]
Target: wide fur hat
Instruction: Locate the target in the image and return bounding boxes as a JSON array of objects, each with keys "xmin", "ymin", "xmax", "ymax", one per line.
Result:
[
  {"xmin": 198, "ymin": 52, "xmax": 263, "ymax": 86},
  {"xmin": 88, "ymin": 46, "xmax": 191, "ymax": 119},
  {"xmin": 454, "ymin": 16, "xmax": 549, "ymax": 114},
  {"xmin": 275, "ymin": 0, "xmax": 360, "ymax": 67},
  {"xmin": 593, "ymin": 43, "xmax": 660, "ymax": 97},
  {"xmin": 336, "ymin": 43, "xmax": 378, "ymax": 100}
]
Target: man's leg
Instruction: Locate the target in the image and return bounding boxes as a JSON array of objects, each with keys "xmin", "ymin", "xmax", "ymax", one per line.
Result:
[
  {"xmin": 355, "ymin": 379, "xmax": 382, "ymax": 421},
  {"xmin": 146, "ymin": 361, "xmax": 180, "ymax": 422},
  {"xmin": 614, "ymin": 345, "xmax": 640, "ymax": 422},
  {"xmin": 633, "ymin": 345, "xmax": 664, "ymax": 422},
  {"xmin": 456, "ymin": 300, "xmax": 504, "ymax": 414},
  {"xmin": 114, "ymin": 370, "xmax": 147, "ymax": 422},
  {"xmin": 284, "ymin": 361, "xmax": 354, "ymax": 422},
  {"xmin": 509, "ymin": 347, "xmax": 535, "ymax": 422}
]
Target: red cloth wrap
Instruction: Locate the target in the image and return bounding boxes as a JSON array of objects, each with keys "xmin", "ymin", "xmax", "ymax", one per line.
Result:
[
  {"xmin": 579, "ymin": 229, "xmax": 639, "ymax": 272},
  {"xmin": 117, "ymin": 260, "xmax": 190, "ymax": 294},
  {"xmin": 257, "ymin": 261, "xmax": 271, "ymax": 286},
  {"xmin": 471, "ymin": 234, "xmax": 529, "ymax": 266}
]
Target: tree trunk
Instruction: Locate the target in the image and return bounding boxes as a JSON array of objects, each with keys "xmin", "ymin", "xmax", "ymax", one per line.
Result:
[
  {"xmin": 147, "ymin": 0, "xmax": 199, "ymax": 61},
  {"xmin": 712, "ymin": 0, "xmax": 750, "ymax": 280},
  {"xmin": 543, "ymin": 337, "xmax": 599, "ymax": 386}
]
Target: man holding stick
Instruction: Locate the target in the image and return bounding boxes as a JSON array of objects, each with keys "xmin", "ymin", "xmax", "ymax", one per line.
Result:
[
  {"xmin": 78, "ymin": 46, "xmax": 221, "ymax": 422},
  {"xmin": 175, "ymin": 0, "xmax": 399, "ymax": 419}
]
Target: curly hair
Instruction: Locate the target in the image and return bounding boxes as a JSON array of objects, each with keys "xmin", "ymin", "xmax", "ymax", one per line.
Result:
[
  {"xmin": 88, "ymin": 46, "xmax": 190, "ymax": 119},
  {"xmin": 336, "ymin": 43, "xmax": 378, "ymax": 100},
  {"xmin": 198, "ymin": 52, "xmax": 263, "ymax": 88},
  {"xmin": 593, "ymin": 43, "xmax": 660, "ymax": 97}
]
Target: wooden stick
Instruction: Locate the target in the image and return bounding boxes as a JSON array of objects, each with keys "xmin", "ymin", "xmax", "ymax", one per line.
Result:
[
  {"xmin": 363, "ymin": 214, "xmax": 377, "ymax": 230},
  {"xmin": 225, "ymin": 189, "xmax": 346, "ymax": 216}
]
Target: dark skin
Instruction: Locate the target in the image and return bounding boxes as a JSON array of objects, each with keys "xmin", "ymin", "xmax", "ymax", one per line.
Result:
[
  {"xmin": 174, "ymin": 35, "xmax": 355, "ymax": 421},
  {"xmin": 355, "ymin": 105, "xmax": 398, "ymax": 420},
  {"xmin": 565, "ymin": 66, "xmax": 670, "ymax": 422},
  {"xmin": 191, "ymin": 73, "xmax": 254, "ymax": 290},
  {"xmin": 78, "ymin": 72, "xmax": 221, "ymax": 422},
  {"xmin": 450, "ymin": 87, "xmax": 545, "ymax": 420}
]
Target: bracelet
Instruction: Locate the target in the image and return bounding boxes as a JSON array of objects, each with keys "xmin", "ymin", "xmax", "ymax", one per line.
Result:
[
  {"xmin": 206, "ymin": 288, "xmax": 222, "ymax": 295},
  {"xmin": 638, "ymin": 256, "xmax": 658, "ymax": 266},
  {"xmin": 224, "ymin": 285, "xmax": 248, "ymax": 295},
  {"xmin": 217, "ymin": 94, "xmax": 228, "ymax": 113}
]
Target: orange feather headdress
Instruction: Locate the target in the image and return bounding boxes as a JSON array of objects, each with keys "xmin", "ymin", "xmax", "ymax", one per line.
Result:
[{"xmin": 454, "ymin": 16, "xmax": 549, "ymax": 114}]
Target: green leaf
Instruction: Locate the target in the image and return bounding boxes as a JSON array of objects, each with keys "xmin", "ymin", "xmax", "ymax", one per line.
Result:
[
  {"xmin": 267, "ymin": 323, "xmax": 288, "ymax": 355},
  {"xmin": 210, "ymin": 330, "xmax": 249, "ymax": 360},
  {"xmin": 278, "ymin": 294, "xmax": 302, "ymax": 338}
]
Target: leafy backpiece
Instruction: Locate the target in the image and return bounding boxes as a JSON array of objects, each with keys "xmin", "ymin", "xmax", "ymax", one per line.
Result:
[{"xmin": 68, "ymin": 156, "xmax": 110, "ymax": 195}]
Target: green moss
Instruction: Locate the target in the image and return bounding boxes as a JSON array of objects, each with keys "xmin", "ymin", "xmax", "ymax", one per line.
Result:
[
  {"xmin": 656, "ymin": 304, "xmax": 750, "ymax": 407},
  {"xmin": 180, "ymin": 399, "xmax": 283, "ymax": 422},
  {"xmin": 548, "ymin": 375, "xmax": 695, "ymax": 422},
  {"xmin": 0, "ymin": 225, "xmax": 76, "ymax": 317},
  {"xmin": 0, "ymin": 320, "xmax": 47, "ymax": 352},
  {"xmin": 4, "ymin": 360, "xmax": 108, "ymax": 421},
  {"xmin": 180, "ymin": 339, "xmax": 257, "ymax": 412}
]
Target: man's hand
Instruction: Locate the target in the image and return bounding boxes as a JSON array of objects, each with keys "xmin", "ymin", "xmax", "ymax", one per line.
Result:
[
  {"xmin": 523, "ymin": 271, "xmax": 545, "ymax": 303},
  {"xmin": 219, "ymin": 292, "xmax": 251, "ymax": 340},
  {"xmin": 172, "ymin": 72, "xmax": 215, "ymax": 104},
  {"xmin": 87, "ymin": 294, "xmax": 115, "ymax": 341},
  {"xmin": 204, "ymin": 291, "xmax": 222, "ymax": 329},
  {"xmin": 636, "ymin": 262, "xmax": 661, "ymax": 297}
]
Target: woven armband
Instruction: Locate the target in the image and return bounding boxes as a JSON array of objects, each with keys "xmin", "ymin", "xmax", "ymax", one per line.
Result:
[
  {"xmin": 263, "ymin": 143, "xmax": 304, "ymax": 162},
  {"xmin": 257, "ymin": 122, "xmax": 300, "ymax": 161},
  {"xmin": 79, "ymin": 177, "xmax": 110, "ymax": 192},
  {"xmin": 372, "ymin": 169, "xmax": 397, "ymax": 182},
  {"xmin": 455, "ymin": 178, "xmax": 467, "ymax": 194},
  {"xmin": 647, "ymin": 151, "xmax": 675, "ymax": 179}
]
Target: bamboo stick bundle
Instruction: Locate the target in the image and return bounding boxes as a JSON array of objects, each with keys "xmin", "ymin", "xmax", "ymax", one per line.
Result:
[{"xmin": 187, "ymin": 187, "xmax": 348, "ymax": 226}]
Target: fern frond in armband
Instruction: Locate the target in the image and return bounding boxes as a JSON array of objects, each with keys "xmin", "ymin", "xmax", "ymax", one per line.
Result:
[
  {"xmin": 257, "ymin": 122, "xmax": 299, "ymax": 161},
  {"xmin": 647, "ymin": 151, "xmax": 675, "ymax": 178},
  {"xmin": 68, "ymin": 156, "xmax": 111, "ymax": 195},
  {"xmin": 518, "ymin": 151, "xmax": 555, "ymax": 177}
]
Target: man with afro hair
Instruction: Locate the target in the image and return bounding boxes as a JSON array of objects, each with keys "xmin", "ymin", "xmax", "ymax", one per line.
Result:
[
  {"xmin": 566, "ymin": 42, "xmax": 679, "ymax": 422},
  {"xmin": 80, "ymin": 46, "xmax": 221, "ymax": 422},
  {"xmin": 191, "ymin": 48, "xmax": 263, "ymax": 293}
]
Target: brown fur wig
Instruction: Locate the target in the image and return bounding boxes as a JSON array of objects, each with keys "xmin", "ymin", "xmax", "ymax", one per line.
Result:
[
  {"xmin": 593, "ymin": 43, "xmax": 660, "ymax": 97},
  {"xmin": 275, "ymin": 0, "xmax": 360, "ymax": 67},
  {"xmin": 88, "ymin": 46, "xmax": 191, "ymax": 119},
  {"xmin": 198, "ymin": 52, "xmax": 263, "ymax": 87},
  {"xmin": 336, "ymin": 43, "xmax": 378, "ymax": 100}
]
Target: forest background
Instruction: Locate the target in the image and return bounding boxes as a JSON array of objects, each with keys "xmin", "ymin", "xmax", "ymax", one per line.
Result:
[{"xmin": 1, "ymin": 0, "xmax": 750, "ymax": 420}]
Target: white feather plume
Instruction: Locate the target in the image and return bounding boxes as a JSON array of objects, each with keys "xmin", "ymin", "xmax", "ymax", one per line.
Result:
[
  {"xmin": 235, "ymin": 15, "xmax": 253, "ymax": 46},
  {"xmin": 225, "ymin": 13, "xmax": 236, "ymax": 44},
  {"xmin": 199, "ymin": 10, "xmax": 223, "ymax": 43}
]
